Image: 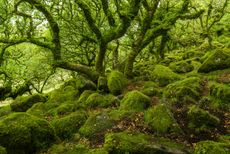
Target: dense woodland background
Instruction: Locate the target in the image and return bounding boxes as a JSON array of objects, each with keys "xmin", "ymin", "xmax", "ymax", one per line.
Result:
[{"xmin": 0, "ymin": 0, "xmax": 229, "ymax": 154}]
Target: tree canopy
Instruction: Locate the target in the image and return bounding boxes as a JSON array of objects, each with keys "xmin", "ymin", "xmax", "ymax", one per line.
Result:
[{"xmin": 0, "ymin": 0, "xmax": 229, "ymax": 99}]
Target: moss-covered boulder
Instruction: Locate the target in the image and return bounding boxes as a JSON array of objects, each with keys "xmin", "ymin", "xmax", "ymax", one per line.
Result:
[
  {"xmin": 0, "ymin": 113, "xmax": 56, "ymax": 154},
  {"xmin": 26, "ymin": 101, "xmax": 58, "ymax": 119},
  {"xmin": 47, "ymin": 86, "xmax": 79, "ymax": 105},
  {"xmin": 198, "ymin": 50, "xmax": 230, "ymax": 73},
  {"xmin": 104, "ymin": 132, "xmax": 190, "ymax": 154},
  {"xmin": 82, "ymin": 93, "xmax": 118, "ymax": 109},
  {"xmin": 140, "ymin": 81, "xmax": 161, "ymax": 97},
  {"xmin": 169, "ymin": 60, "xmax": 194, "ymax": 73},
  {"xmin": 0, "ymin": 146, "xmax": 6, "ymax": 154},
  {"xmin": 120, "ymin": 90, "xmax": 151, "ymax": 111},
  {"xmin": 0, "ymin": 105, "xmax": 11, "ymax": 117},
  {"xmin": 26, "ymin": 98, "xmax": 70, "ymax": 119},
  {"xmin": 144, "ymin": 104, "xmax": 181, "ymax": 134},
  {"xmin": 77, "ymin": 90, "xmax": 95, "ymax": 105},
  {"xmin": 151, "ymin": 65, "xmax": 181, "ymax": 87},
  {"xmin": 63, "ymin": 76, "xmax": 97, "ymax": 93},
  {"xmin": 82, "ymin": 93, "xmax": 106, "ymax": 108},
  {"xmin": 194, "ymin": 140, "xmax": 230, "ymax": 154},
  {"xmin": 163, "ymin": 77, "xmax": 203, "ymax": 105},
  {"xmin": 51, "ymin": 111, "xmax": 87, "ymax": 140},
  {"xmin": 10, "ymin": 94, "xmax": 47, "ymax": 112},
  {"xmin": 107, "ymin": 71, "xmax": 127, "ymax": 95},
  {"xmin": 187, "ymin": 105, "xmax": 220, "ymax": 132},
  {"xmin": 45, "ymin": 102, "xmax": 77, "ymax": 118},
  {"xmin": 79, "ymin": 112, "xmax": 114, "ymax": 137}
]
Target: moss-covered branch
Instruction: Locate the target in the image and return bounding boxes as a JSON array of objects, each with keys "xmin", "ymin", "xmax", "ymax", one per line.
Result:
[
  {"xmin": 54, "ymin": 61, "xmax": 99, "ymax": 82},
  {"xmin": 76, "ymin": 0, "xmax": 102, "ymax": 40}
]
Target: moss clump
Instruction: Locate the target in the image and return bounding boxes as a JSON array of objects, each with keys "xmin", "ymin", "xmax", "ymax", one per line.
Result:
[
  {"xmin": 169, "ymin": 60, "xmax": 194, "ymax": 73},
  {"xmin": 109, "ymin": 109, "xmax": 136, "ymax": 121},
  {"xmin": 83, "ymin": 93, "xmax": 106, "ymax": 108},
  {"xmin": 151, "ymin": 65, "xmax": 181, "ymax": 87},
  {"xmin": 0, "ymin": 113, "xmax": 56, "ymax": 154},
  {"xmin": 77, "ymin": 90, "xmax": 95, "ymax": 105},
  {"xmin": 79, "ymin": 112, "xmax": 114, "ymax": 137},
  {"xmin": 0, "ymin": 105, "xmax": 11, "ymax": 117},
  {"xmin": 46, "ymin": 102, "xmax": 77, "ymax": 118},
  {"xmin": 104, "ymin": 132, "xmax": 189, "ymax": 154},
  {"xmin": 26, "ymin": 102, "xmax": 58, "ymax": 119},
  {"xmin": 119, "ymin": 90, "xmax": 150, "ymax": 112},
  {"xmin": 63, "ymin": 76, "xmax": 97, "ymax": 93},
  {"xmin": 107, "ymin": 71, "xmax": 127, "ymax": 95},
  {"xmin": 194, "ymin": 141, "xmax": 229, "ymax": 154},
  {"xmin": 163, "ymin": 77, "xmax": 203, "ymax": 105},
  {"xmin": 10, "ymin": 94, "xmax": 47, "ymax": 112},
  {"xmin": 83, "ymin": 93, "xmax": 118, "ymax": 108},
  {"xmin": 51, "ymin": 111, "xmax": 87, "ymax": 140},
  {"xmin": 47, "ymin": 86, "xmax": 79, "ymax": 105},
  {"xmin": 0, "ymin": 146, "xmax": 6, "ymax": 154},
  {"xmin": 144, "ymin": 104, "xmax": 181, "ymax": 134},
  {"xmin": 187, "ymin": 105, "xmax": 220, "ymax": 132},
  {"xmin": 143, "ymin": 81, "xmax": 158, "ymax": 89},
  {"xmin": 140, "ymin": 81, "xmax": 161, "ymax": 97},
  {"xmin": 198, "ymin": 49, "xmax": 230, "ymax": 73},
  {"xmin": 141, "ymin": 87, "xmax": 161, "ymax": 97}
]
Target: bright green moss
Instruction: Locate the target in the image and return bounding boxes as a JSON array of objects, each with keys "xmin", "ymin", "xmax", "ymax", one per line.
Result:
[
  {"xmin": 0, "ymin": 146, "xmax": 6, "ymax": 154},
  {"xmin": 0, "ymin": 105, "xmax": 11, "ymax": 117},
  {"xmin": 144, "ymin": 104, "xmax": 181, "ymax": 134},
  {"xmin": 182, "ymin": 50, "xmax": 204, "ymax": 59},
  {"xmin": 0, "ymin": 113, "xmax": 56, "ymax": 154},
  {"xmin": 169, "ymin": 60, "xmax": 194, "ymax": 73},
  {"xmin": 62, "ymin": 76, "xmax": 97, "ymax": 92},
  {"xmin": 198, "ymin": 49, "xmax": 230, "ymax": 73},
  {"xmin": 107, "ymin": 71, "xmax": 127, "ymax": 95},
  {"xmin": 10, "ymin": 94, "xmax": 47, "ymax": 112},
  {"xmin": 51, "ymin": 111, "xmax": 87, "ymax": 140},
  {"xmin": 163, "ymin": 77, "xmax": 203, "ymax": 105},
  {"xmin": 140, "ymin": 81, "xmax": 161, "ymax": 97},
  {"xmin": 141, "ymin": 87, "xmax": 162, "ymax": 97},
  {"xmin": 83, "ymin": 93, "xmax": 119, "ymax": 108},
  {"xmin": 109, "ymin": 109, "xmax": 136, "ymax": 121},
  {"xmin": 79, "ymin": 112, "xmax": 114, "ymax": 137},
  {"xmin": 104, "ymin": 132, "xmax": 189, "ymax": 154},
  {"xmin": 77, "ymin": 90, "xmax": 94, "ymax": 105},
  {"xmin": 119, "ymin": 90, "xmax": 151, "ymax": 111},
  {"xmin": 187, "ymin": 105, "xmax": 220, "ymax": 132},
  {"xmin": 83, "ymin": 93, "xmax": 106, "ymax": 108},
  {"xmin": 27, "ymin": 99, "xmax": 62, "ymax": 118},
  {"xmin": 47, "ymin": 86, "xmax": 79, "ymax": 105},
  {"xmin": 27, "ymin": 102, "xmax": 47, "ymax": 118},
  {"xmin": 151, "ymin": 65, "xmax": 181, "ymax": 87},
  {"xmin": 209, "ymin": 82, "xmax": 230, "ymax": 104},
  {"xmin": 45, "ymin": 102, "xmax": 77, "ymax": 118},
  {"xmin": 194, "ymin": 141, "xmax": 229, "ymax": 154}
]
